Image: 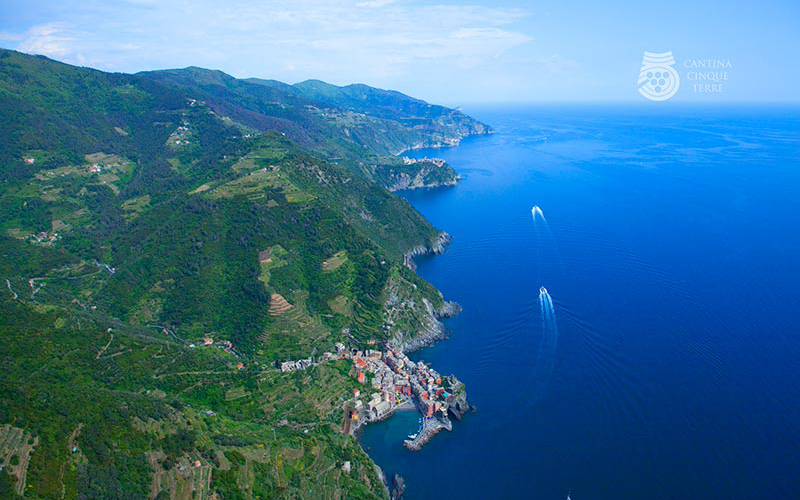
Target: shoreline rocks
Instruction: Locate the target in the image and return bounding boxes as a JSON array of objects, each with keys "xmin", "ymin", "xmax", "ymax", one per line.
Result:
[
  {"xmin": 384, "ymin": 157, "xmax": 460, "ymax": 192},
  {"xmin": 387, "ymin": 297, "xmax": 461, "ymax": 353},
  {"xmin": 390, "ymin": 232, "xmax": 461, "ymax": 353},
  {"xmin": 447, "ymin": 387, "xmax": 476, "ymax": 420},
  {"xmin": 391, "ymin": 474, "xmax": 406, "ymax": 500},
  {"xmin": 391, "ymin": 126, "xmax": 495, "ymax": 156},
  {"xmin": 403, "ymin": 232, "xmax": 452, "ymax": 271}
]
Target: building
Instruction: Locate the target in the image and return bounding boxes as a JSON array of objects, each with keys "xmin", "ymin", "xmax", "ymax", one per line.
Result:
[{"xmin": 373, "ymin": 400, "xmax": 391, "ymax": 418}]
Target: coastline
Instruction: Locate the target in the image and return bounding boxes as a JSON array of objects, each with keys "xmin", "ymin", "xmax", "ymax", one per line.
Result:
[{"xmin": 352, "ymin": 131, "xmax": 485, "ymax": 497}]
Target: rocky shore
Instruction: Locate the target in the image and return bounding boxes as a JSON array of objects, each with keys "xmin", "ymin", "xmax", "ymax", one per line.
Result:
[
  {"xmin": 384, "ymin": 157, "xmax": 461, "ymax": 192},
  {"xmin": 387, "ymin": 297, "xmax": 460, "ymax": 353},
  {"xmin": 391, "ymin": 474, "xmax": 406, "ymax": 500},
  {"xmin": 391, "ymin": 123, "xmax": 494, "ymax": 156},
  {"xmin": 403, "ymin": 231, "xmax": 452, "ymax": 271}
]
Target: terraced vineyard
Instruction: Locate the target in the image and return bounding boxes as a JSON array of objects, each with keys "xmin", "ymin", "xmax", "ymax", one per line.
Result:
[
  {"xmin": 0, "ymin": 425, "xmax": 38, "ymax": 496},
  {"xmin": 0, "ymin": 48, "xmax": 488, "ymax": 500},
  {"xmin": 263, "ymin": 291, "xmax": 333, "ymax": 358}
]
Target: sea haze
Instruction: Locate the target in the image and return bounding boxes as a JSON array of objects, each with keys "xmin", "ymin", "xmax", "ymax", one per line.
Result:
[{"xmin": 359, "ymin": 104, "xmax": 800, "ymax": 499}]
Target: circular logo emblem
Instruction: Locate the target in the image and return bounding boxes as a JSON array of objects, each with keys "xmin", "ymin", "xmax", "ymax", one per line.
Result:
[{"xmin": 638, "ymin": 51, "xmax": 680, "ymax": 101}]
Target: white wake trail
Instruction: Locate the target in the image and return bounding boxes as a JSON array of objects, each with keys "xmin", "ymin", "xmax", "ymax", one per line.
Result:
[{"xmin": 524, "ymin": 287, "xmax": 558, "ymax": 404}]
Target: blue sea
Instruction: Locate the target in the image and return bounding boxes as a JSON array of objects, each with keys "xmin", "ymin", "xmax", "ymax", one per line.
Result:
[{"xmin": 359, "ymin": 104, "xmax": 800, "ymax": 499}]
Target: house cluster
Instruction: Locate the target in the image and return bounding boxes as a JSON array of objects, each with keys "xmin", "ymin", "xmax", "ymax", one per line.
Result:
[
  {"xmin": 29, "ymin": 231, "xmax": 60, "ymax": 244},
  {"xmin": 87, "ymin": 159, "xmax": 126, "ymax": 174},
  {"xmin": 279, "ymin": 357, "xmax": 313, "ymax": 372},
  {"xmin": 88, "ymin": 162, "xmax": 114, "ymax": 173},
  {"xmin": 275, "ymin": 342, "xmax": 457, "ymax": 421},
  {"xmin": 279, "ymin": 349, "xmax": 344, "ymax": 372},
  {"xmin": 171, "ymin": 120, "xmax": 192, "ymax": 146},
  {"xmin": 401, "ymin": 156, "xmax": 447, "ymax": 168},
  {"xmin": 349, "ymin": 347, "xmax": 455, "ymax": 422},
  {"xmin": 189, "ymin": 335, "xmax": 238, "ymax": 358}
]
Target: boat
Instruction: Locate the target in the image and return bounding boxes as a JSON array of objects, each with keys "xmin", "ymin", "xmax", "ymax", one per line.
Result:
[
  {"xmin": 407, "ymin": 433, "xmax": 417, "ymax": 439},
  {"xmin": 540, "ymin": 286, "xmax": 547, "ymax": 294}
]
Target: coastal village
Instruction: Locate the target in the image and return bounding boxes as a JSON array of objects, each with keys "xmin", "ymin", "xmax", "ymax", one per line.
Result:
[{"xmin": 279, "ymin": 342, "xmax": 472, "ymax": 450}]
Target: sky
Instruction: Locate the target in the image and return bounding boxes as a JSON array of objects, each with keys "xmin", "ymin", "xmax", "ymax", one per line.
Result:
[{"xmin": 1, "ymin": 0, "xmax": 798, "ymax": 104}]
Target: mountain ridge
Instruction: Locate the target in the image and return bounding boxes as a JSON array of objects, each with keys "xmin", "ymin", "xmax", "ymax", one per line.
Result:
[{"xmin": 0, "ymin": 48, "xmax": 486, "ymax": 500}]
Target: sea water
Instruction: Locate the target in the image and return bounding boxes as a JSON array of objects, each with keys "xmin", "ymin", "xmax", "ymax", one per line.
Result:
[{"xmin": 359, "ymin": 104, "xmax": 800, "ymax": 499}]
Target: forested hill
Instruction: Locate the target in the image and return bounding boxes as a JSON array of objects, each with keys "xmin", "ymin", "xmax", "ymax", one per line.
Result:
[
  {"xmin": 0, "ymin": 48, "xmax": 486, "ymax": 499},
  {"xmin": 142, "ymin": 68, "xmax": 490, "ymax": 157}
]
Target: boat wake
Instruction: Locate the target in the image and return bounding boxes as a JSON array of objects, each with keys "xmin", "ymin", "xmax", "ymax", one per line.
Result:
[
  {"xmin": 530, "ymin": 286, "xmax": 559, "ymax": 402},
  {"xmin": 531, "ymin": 204, "xmax": 546, "ymax": 222}
]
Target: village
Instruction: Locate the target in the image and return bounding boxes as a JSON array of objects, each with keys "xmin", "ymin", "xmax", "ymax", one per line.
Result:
[{"xmin": 279, "ymin": 342, "xmax": 471, "ymax": 450}]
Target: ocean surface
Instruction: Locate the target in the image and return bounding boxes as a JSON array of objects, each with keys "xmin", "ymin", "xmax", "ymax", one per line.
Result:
[{"xmin": 359, "ymin": 104, "xmax": 800, "ymax": 500}]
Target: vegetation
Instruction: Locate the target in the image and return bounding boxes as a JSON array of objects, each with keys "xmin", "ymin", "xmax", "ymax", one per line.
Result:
[{"xmin": 0, "ymin": 48, "xmax": 487, "ymax": 499}]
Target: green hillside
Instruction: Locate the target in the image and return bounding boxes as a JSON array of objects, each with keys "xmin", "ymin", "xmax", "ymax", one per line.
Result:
[{"xmin": 0, "ymin": 48, "xmax": 484, "ymax": 500}]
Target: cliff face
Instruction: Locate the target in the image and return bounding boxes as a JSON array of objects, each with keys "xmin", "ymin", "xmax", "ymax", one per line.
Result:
[
  {"xmin": 384, "ymin": 157, "xmax": 460, "ymax": 191},
  {"xmin": 403, "ymin": 232, "xmax": 451, "ymax": 271},
  {"xmin": 359, "ymin": 156, "xmax": 459, "ymax": 191},
  {"xmin": 380, "ymin": 233, "xmax": 461, "ymax": 352},
  {"xmin": 394, "ymin": 120, "xmax": 492, "ymax": 155},
  {"xmin": 447, "ymin": 377, "xmax": 474, "ymax": 420},
  {"xmin": 385, "ymin": 295, "xmax": 461, "ymax": 353}
]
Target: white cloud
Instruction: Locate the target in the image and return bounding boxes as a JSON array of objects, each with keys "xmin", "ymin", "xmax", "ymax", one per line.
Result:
[
  {"xmin": 3, "ymin": 0, "xmax": 535, "ymax": 99},
  {"xmin": 15, "ymin": 22, "xmax": 75, "ymax": 58},
  {"xmin": 355, "ymin": 0, "xmax": 401, "ymax": 7}
]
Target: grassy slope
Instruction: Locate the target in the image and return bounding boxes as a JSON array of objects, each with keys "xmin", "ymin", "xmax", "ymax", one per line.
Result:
[
  {"xmin": 0, "ymin": 296, "xmax": 386, "ymax": 500},
  {"xmin": 0, "ymin": 49, "xmax": 475, "ymax": 500}
]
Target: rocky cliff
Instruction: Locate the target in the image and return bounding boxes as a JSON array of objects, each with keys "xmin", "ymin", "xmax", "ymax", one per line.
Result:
[
  {"xmin": 360, "ymin": 156, "xmax": 460, "ymax": 191},
  {"xmin": 380, "ymin": 233, "xmax": 461, "ymax": 352},
  {"xmin": 393, "ymin": 120, "xmax": 493, "ymax": 155},
  {"xmin": 446, "ymin": 377, "xmax": 475, "ymax": 420},
  {"xmin": 403, "ymin": 232, "xmax": 452, "ymax": 270}
]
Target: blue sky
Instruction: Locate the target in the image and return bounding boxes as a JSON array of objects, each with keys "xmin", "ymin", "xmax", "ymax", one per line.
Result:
[{"xmin": 1, "ymin": 0, "xmax": 798, "ymax": 104}]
